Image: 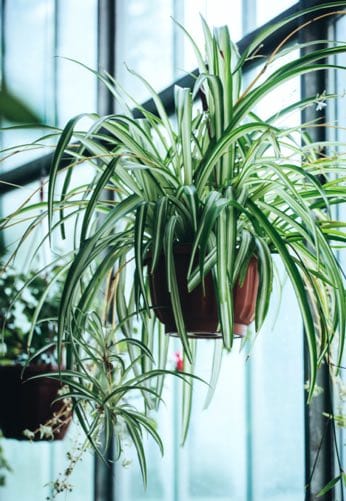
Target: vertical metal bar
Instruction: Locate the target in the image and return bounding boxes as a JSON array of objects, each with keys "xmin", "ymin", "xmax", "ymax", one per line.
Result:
[
  {"xmin": 97, "ymin": 0, "xmax": 116, "ymax": 116},
  {"xmin": 94, "ymin": 2, "xmax": 117, "ymax": 501},
  {"xmin": 94, "ymin": 440, "xmax": 115, "ymax": 501},
  {"xmin": 300, "ymin": 2, "xmax": 334, "ymax": 498},
  {"xmin": 327, "ymin": 15, "xmax": 345, "ymax": 501}
]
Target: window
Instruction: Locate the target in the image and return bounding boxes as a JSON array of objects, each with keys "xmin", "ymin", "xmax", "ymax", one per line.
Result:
[{"xmin": 0, "ymin": 1, "xmax": 344, "ymax": 500}]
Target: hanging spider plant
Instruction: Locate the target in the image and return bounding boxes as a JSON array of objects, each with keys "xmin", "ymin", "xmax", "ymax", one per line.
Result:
[
  {"xmin": 28, "ymin": 311, "xmax": 191, "ymax": 487},
  {"xmin": 1, "ymin": 2, "xmax": 346, "ymax": 461}
]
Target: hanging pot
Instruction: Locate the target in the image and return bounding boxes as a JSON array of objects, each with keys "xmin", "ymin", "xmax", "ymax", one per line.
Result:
[
  {"xmin": 0, "ymin": 364, "xmax": 71, "ymax": 440},
  {"xmin": 148, "ymin": 244, "xmax": 259, "ymax": 338}
]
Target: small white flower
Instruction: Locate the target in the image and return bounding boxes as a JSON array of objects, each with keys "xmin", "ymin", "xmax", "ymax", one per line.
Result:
[
  {"xmin": 39, "ymin": 424, "xmax": 54, "ymax": 440},
  {"xmin": 12, "ymin": 301, "xmax": 24, "ymax": 315},
  {"xmin": 22, "ymin": 429, "xmax": 35, "ymax": 440},
  {"xmin": 57, "ymin": 385, "xmax": 69, "ymax": 396},
  {"xmin": 14, "ymin": 279, "xmax": 25, "ymax": 289},
  {"xmin": 314, "ymin": 90, "xmax": 327, "ymax": 111},
  {"xmin": 20, "ymin": 288, "xmax": 38, "ymax": 307},
  {"xmin": 12, "ymin": 302, "xmax": 31, "ymax": 332},
  {"xmin": 304, "ymin": 380, "xmax": 323, "ymax": 398},
  {"xmin": 0, "ymin": 342, "xmax": 7, "ymax": 356},
  {"xmin": 315, "ymin": 101, "xmax": 327, "ymax": 111},
  {"xmin": 121, "ymin": 458, "xmax": 132, "ymax": 468}
]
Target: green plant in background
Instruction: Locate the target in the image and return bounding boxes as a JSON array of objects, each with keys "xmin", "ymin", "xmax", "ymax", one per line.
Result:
[
  {"xmin": 0, "ymin": 86, "xmax": 41, "ymax": 124},
  {"xmin": 0, "ymin": 264, "xmax": 63, "ymax": 364},
  {"xmin": 37, "ymin": 309, "xmax": 194, "ymax": 498},
  {"xmin": 1, "ymin": 1, "xmax": 346, "ymax": 496},
  {"xmin": 42, "ymin": 311, "xmax": 192, "ymax": 489},
  {"xmin": 0, "ymin": 262, "xmax": 65, "ymax": 488}
]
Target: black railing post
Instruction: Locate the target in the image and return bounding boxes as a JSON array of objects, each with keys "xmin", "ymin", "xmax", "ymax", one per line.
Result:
[
  {"xmin": 94, "ymin": 2, "xmax": 117, "ymax": 501},
  {"xmin": 300, "ymin": 1, "xmax": 335, "ymax": 498}
]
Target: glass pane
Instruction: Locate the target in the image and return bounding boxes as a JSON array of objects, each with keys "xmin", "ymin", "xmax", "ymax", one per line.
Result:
[
  {"xmin": 56, "ymin": 0, "xmax": 98, "ymax": 126},
  {"xmin": 1, "ymin": 0, "xmax": 55, "ymax": 171},
  {"xmin": 115, "ymin": 0, "xmax": 242, "ymax": 103},
  {"xmin": 3, "ymin": 0, "xmax": 54, "ymax": 120},
  {"xmin": 256, "ymin": 0, "xmax": 296, "ymax": 27},
  {"xmin": 1, "ymin": 440, "xmax": 52, "ymax": 499},
  {"xmin": 0, "ymin": 0, "xmax": 98, "ymax": 172},
  {"xmin": 115, "ymin": 377, "xmax": 176, "ymax": 500},
  {"xmin": 177, "ymin": 348, "xmax": 247, "ymax": 501},
  {"xmin": 1, "ymin": 424, "xmax": 94, "ymax": 501},
  {"xmin": 116, "ymin": 0, "xmax": 174, "ymax": 104},
  {"xmin": 250, "ymin": 259, "xmax": 305, "ymax": 500},
  {"xmin": 182, "ymin": 0, "xmax": 242, "ymax": 71}
]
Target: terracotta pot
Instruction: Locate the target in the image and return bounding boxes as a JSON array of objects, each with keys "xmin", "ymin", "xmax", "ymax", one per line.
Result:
[
  {"xmin": 148, "ymin": 245, "xmax": 259, "ymax": 338},
  {"xmin": 0, "ymin": 364, "xmax": 71, "ymax": 440}
]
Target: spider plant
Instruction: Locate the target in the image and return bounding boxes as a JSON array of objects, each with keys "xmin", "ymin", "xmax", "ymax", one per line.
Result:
[
  {"xmin": 1, "ymin": 2, "xmax": 346, "ymax": 456},
  {"xmin": 28, "ymin": 311, "xmax": 191, "ymax": 486}
]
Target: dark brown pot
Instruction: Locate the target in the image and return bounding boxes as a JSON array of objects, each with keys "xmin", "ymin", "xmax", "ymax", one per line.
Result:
[
  {"xmin": 148, "ymin": 245, "xmax": 259, "ymax": 338},
  {"xmin": 0, "ymin": 364, "xmax": 71, "ymax": 440}
]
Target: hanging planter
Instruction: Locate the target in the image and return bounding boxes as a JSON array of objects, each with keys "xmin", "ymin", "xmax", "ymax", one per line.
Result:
[
  {"xmin": 0, "ymin": 364, "xmax": 71, "ymax": 441},
  {"xmin": 147, "ymin": 245, "xmax": 259, "ymax": 338},
  {"xmin": 33, "ymin": 7, "xmax": 346, "ymax": 404}
]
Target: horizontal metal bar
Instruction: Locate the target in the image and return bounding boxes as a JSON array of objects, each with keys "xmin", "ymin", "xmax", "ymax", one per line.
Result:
[
  {"xmin": 135, "ymin": 2, "xmax": 303, "ymax": 117},
  {"xmin": 0, "ymin": 152, "xmax": 70, "ymax": 193}
]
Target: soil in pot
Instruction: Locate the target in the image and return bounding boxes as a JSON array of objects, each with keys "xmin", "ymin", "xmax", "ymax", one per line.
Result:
[
  {"xmin": 0, "ymin": 364, "xmax": 71, "ymax": 440},
  {"xmin": 148, "ymin": 245, "xmax": 259, "ymax": 338}
]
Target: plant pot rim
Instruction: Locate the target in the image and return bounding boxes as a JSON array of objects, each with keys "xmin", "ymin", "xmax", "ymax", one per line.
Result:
[
  {"xmin": 145, "ymin": 242, "xmax": 194, "ymax": 262},
  {"xmin": 146, "ymin": 242, "xmax": 259, "ymax": 259}
]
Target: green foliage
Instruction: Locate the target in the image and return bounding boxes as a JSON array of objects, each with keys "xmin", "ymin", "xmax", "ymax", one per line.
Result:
[
  {"xmin": 0, "ymin": 264, "xmax": 63, "ymax": 364},
  {"xmin": 37, "ymin": 312, "xmax": 196, "ymax": 485},
  {"xmin": 316, "ymin": 473, "xmax": 344, "ymax": 497},
  {"xmin": 38, "ymin": 8, "xmax": 346, "ymax": 401},
  {"xmin": 0, "ymin": 87, "xmax": 41, "ymax": 124},
  {"xmin": 2, "ymin": 2, "xmax": 346, "ymax": 486}
]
